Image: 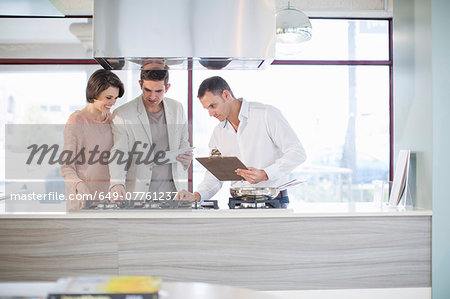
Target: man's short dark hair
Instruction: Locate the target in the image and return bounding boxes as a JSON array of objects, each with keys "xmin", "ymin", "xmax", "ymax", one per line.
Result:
[
  {"xmin": 197, "ymin": 76, "xmax": 235, "ymax": 99},
  {"xmin": 86, "ymin": 69, "xmax": 124, "ymax": 103},
  {"xmin": 140, "ymin": 69, "xmax": 169, "ymax": 86}
]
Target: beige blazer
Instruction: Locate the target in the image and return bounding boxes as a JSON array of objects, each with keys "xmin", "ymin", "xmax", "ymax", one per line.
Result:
[{"xmin": 109, "ymin": 95, "xmax": 190, "ymax": 194}]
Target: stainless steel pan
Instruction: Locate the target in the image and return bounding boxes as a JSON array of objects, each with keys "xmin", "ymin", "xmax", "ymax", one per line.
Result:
[{"xmin": 229, "ymin": 179, "xmax": 305, "ymax": 200}]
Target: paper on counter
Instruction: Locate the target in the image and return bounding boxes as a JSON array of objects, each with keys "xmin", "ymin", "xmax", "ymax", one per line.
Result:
[
  {"xmin": 165, "ymin": 147, "xmax": 195, "ymax": 164},
  {"xmin": 389, "ymin": 150, "xmax": 410, "ymax": 206}
]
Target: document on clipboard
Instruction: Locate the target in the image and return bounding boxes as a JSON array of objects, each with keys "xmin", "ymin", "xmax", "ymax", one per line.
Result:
[
  {"xmin": 196, "ymin": 156, "xmax": 248, "ymax": 181},
  {"xmin": 165, "ymin": 147, "xmax": 195, "ymax": 164}
]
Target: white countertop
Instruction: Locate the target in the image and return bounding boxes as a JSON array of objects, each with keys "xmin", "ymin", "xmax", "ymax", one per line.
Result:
[{"xmin": 0, "ymin": 201, "xmax": 432, "ymax": 218}]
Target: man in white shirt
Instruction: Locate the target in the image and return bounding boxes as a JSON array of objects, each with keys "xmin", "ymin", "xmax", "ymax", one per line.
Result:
[
  {"xmin": 109, "ymin": 62, "xmax": 192, "ymax": 200},
  {"xmin": 176, "ymin": 76, "xmax": 306, "ymax": 207}
]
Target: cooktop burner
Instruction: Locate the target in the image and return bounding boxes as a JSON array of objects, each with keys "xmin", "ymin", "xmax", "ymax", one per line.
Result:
[
  {"xmin": 84, "ymin": 199, "xmax": 192, "ymax": 210},
  {"xmin": 83, "ymin": 199, "xmax": 219, "ymax": 210},
  {"xmin": 228, "ymin": 198, "xmax": 281, "ymax": 209}
]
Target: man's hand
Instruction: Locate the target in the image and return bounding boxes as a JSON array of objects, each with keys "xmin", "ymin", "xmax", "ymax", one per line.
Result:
[
  {"xmin": 176, "ymin": 151, "xmax": 193, "ymax": 169},
  {"xmin": 174, "ymin": 190, "xmax": 201, "ymax": 202},
  {"xmin": 110, "ymin": 184, "xmax": 126, "ymax": 201},
  {"xmin": 235, "ymin": 167, "xmax": 268, "ymax": 184}
]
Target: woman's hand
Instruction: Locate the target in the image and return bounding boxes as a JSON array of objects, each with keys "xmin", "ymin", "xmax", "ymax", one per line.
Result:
[
  {"xmin": 75, "ymin": 181, "xmax": 90, "ymax": 195},
  {"xmin": 67, "ymin": 199, "xmax": 84, "ymax": 210},
  {"xmin": 105, "ymin": 110, "xmax": 112, "ymax": 121},
  {"xmin": 67, "ymin": 181, "xmax": 90, "ymax": 210}
]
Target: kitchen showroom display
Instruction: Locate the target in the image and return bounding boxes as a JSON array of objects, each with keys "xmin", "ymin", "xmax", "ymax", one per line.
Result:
[{"xmin": 196, "ymin": 154, "xmax": 305, "ymax": 209}]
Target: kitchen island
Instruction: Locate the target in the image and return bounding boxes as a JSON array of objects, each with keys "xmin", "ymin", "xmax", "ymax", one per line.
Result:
[{"xmin": 0, "ymin": 203, "xmax": 431, "ymax": 291}]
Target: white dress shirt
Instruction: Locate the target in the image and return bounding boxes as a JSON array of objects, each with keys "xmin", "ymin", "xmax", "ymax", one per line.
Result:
[{"xmin": 197, "ymin": 98, "xmax": 307, "ymax": 200}]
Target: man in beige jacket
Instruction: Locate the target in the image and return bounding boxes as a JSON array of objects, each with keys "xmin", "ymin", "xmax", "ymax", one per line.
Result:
[{"xmin": 109, "ymin": 63, "xmax": 191, "ymax": 200}]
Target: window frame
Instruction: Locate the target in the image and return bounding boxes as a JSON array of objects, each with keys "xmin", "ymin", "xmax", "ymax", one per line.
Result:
[
  {"xmin": 187, "ymin": 17, "xmax": 393, "ymax": 192},
  {"xmin": 0, "ymin": 17, "xmax": 393, "ymax": 194}
]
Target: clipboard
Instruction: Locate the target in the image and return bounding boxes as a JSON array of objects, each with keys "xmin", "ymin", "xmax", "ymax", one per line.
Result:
[{"xmin": 196, "ymin": 156, "xmax": 248, "ymax": 181}]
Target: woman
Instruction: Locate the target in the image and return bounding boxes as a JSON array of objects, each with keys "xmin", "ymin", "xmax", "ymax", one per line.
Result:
[{"xmin": 61, "ymin": 69, "xmax": 124, "ymax": 210}]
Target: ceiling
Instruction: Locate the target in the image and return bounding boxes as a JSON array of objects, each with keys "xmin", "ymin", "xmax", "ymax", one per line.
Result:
[
  {"xmin": 0, "ymin": 0, "xmax": 393, "ymax": 17},
  {"xmin": 0, "ymin": 0, "xmax": 392, "ymax": 59}
]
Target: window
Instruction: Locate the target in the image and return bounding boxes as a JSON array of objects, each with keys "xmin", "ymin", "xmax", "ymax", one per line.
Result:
[
  {"xmin": 192, "ymin": 19, "xmax": 391, "ymax": 205},
  {"xmin": 0, "ymin": 18, "xmax": 391, "ymax": 209},
  {"xmin": 0, "ymin": 65, "xmax": 187, "ymax": 198},
  {"xmin": 276, "ymin": 19, "xmax": 389, "ymax": 60}
]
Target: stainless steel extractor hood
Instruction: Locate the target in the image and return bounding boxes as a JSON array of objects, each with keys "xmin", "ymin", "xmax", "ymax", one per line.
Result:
[{"xmin": 93, "ymin": 0, "xmax": 275, "ymax": 70}]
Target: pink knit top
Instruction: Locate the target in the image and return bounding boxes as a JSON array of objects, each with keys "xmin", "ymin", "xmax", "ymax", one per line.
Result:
[{"xmin": 60, "ymin": 110, "xmax": 113, "ymax": 202}]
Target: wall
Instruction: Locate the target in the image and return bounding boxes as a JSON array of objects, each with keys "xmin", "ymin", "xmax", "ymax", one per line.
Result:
[
  {"xmin": 393, "ymin": 0, "xmax": 433, "ymax": 209},
  {"xmin": 432, "ymin": 0, "xmax": 450, "ymax": 298},
  {"xmin": 394, "ymin": 0, "xmax": 450, "ymax": 297}
]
